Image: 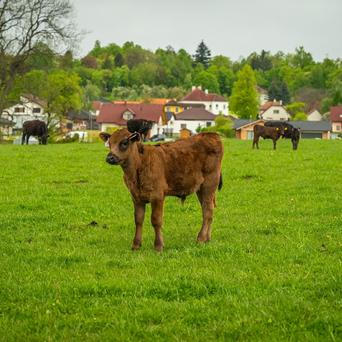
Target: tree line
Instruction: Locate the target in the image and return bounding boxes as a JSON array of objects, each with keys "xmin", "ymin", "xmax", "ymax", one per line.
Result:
[{"xmin": 1, "ymin": 0, "xmax": 342, "ymax": 123}]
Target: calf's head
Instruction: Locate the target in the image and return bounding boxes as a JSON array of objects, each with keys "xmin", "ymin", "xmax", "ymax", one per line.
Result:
[
  {"xmin": 41, "ymin": 134, "xmax": 49, "ymax": 145},
  {"xmin": 99, "ymin": 129, "xmax": 141, "ymax": 166},
  {"xmin": 275, "ymin": 126, "xmax": 285, "ymax": 136}
]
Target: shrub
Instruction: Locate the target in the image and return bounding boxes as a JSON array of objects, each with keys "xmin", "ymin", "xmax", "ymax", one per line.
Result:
[
  {"xmin": 199, "ymin": 115, "xmax": 234, "ymax": 137},
  {"xmin": 293, "ymin": 112, "xmax": 307, "ymax": 121},
  {"xmin": 105, "ymin": 127, "xmax": 119, "ymax": 134}
]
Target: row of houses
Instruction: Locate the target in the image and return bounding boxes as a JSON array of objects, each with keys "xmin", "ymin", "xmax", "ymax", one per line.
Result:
[{"xmin": 1, "ymin": 87, "xmax": 342, "ymax": 139}]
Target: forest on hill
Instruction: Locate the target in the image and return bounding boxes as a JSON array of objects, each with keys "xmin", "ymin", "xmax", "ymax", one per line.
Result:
[{"xmin": 3, "ymin": 40, "xmax": 342, "ymax": 117}]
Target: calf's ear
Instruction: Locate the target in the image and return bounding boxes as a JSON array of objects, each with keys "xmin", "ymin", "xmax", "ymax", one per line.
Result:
[
  {"xmin": 99, "ymin": 132, "xmax": 111, "ymax": 142},
  {"xmin": 128, "ymin": 132, "xmax": 141, "ymax": 142}
]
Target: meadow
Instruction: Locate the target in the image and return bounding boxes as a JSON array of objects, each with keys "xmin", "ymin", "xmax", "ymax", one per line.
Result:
[{"xmin": 0, "ymin": 138, "xmax": 341, "ymax": 341}]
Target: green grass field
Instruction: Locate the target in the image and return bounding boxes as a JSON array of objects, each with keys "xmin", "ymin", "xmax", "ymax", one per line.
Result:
[{"xmin": 0, "ymin": 138, "xmax": 341, "ymax": 341}]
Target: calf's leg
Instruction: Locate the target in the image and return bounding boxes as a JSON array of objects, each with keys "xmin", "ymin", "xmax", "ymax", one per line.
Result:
[
  {"xmin": 21, "ymin": 134, "xmax": 26, "ymax": 145},
  {"xmin": 151, "ymin": 200, "xmax": 164, "ymax": 252},
  {"xmin": 273, "ymin": 139, "xmax": 277, "ymax": 150},
  {"xmin": 197, "ymin": 187, "xmax": 215, "ymax": 243},
  {"xmin": 253, "ymin": 136, "xmax": 259, "ymax": 149},
  {"xmin": 26, "ymin": 134, "xmax": 30, "ymax": 145},
  {"xmin": 132, "ymin": 202, "xmax": 146, "ymax": 250}
]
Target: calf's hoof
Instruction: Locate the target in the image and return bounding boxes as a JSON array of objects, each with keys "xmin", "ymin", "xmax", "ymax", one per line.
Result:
[
  {"xmin": 197, "ymin": 236, "xmax": 207, "ymax": 244},
  {"xmin": 131, "ymin": 242, "xmax": 142, "ymax": 251},
  {"xmin": 154, "ymin": 244, "xmax": 164, "ymax": 252}
]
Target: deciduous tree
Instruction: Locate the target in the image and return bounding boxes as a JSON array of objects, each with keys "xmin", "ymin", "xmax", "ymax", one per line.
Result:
[
  {"xmin": 0, "ymin": 0, "xmax": 79, "ymax": 116},
  {"xmin": 229, "ymin": 65, "xmax": 259, "ymax": 119}
]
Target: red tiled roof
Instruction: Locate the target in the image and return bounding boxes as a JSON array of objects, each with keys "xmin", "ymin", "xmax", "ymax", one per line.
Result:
[
  {"xmin": 330, "ymin": 106, "xmax": 342, "ymax": 122},
  {"xmin": 260, "ymin": 101, "xmax": 282, "ymax": 113},
  {"xmin": 92, "ymin": 101, "xmax": 103, "ymax": 111},
  {"xmin": 96, "ymin": 103, "xmax": 164, "ymax": 125},
  {"xmin": 174, "ymin": 108, "xmax": 216, "ymax": 121},
  {"xmin": 182, "ymin": 88, "xmax": 226, "ymax": 102}
]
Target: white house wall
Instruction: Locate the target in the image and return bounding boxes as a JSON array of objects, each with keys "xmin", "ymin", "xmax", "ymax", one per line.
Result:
[
  {"xmin": 168, "ymin": 119, "xmax": 214, "ymax": 134},
  {"xmin": 261, "ymin": 106, "xmax": 290, "ymax": 121},
  {"xmin": 307, "ymin": 110, "xmax": 322, "ymax": 121},
  {"xmin": 180, "ymin": 100, "xmax": 229, "ymax": 115},
  {"xmin": 2, "ymin": 100, "xmax": 46, "ymax": 129}
]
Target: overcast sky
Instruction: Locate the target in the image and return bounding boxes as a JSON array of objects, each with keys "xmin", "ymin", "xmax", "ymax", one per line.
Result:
[{"xmin": 72, "ymin": 0, "xmax": 342, "ymax": 61}]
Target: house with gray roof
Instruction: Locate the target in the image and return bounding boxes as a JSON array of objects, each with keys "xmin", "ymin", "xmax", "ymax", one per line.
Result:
[{"xmin": 166, "ymin": 108, "xmax": 216, "ymax": 135}]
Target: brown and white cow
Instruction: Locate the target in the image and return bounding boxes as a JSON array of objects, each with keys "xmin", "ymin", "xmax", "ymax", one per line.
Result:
[{"xmin": 100, "ymin": 129, "xmax": 223, "ymax": 251}]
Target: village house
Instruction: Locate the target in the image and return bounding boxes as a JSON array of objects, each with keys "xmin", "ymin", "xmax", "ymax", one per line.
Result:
[
  {"xmin": 307, "ymin": 109, "xmax": 322, "ymax": 121},
  {"xmin": 179, "ymin": 86, "xmax": 229, "ymax": 115},
  {"xmin": 234, "ymin": 119, "xmax": 265, "ymax": 140},
  {"xmin": 330, "ymin": 106, "xmax": 342, "ymax": 139},
  {"xmin": 65, "ymin": 110, "xmax": 99, "ymax": 132},
  {"xmin": 165, "ymin": 108, "xmax": 216, "ymax": 135},
  {"xmin": 1, "ymin": 94, "xmax": 47, "ymax": 132},
  {"xmin": 291, "ymin": 121, "xmax": 331, "ymax": 139},
  {"xmin": 96, "ymin": 102, "xmax": 165, "ymax": 136},
  {"xmin": 259, "ymin": 100, "xmax": 291, "ymax": 121}
]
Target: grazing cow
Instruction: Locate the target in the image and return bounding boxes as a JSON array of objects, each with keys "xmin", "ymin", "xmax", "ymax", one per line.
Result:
[
  {"xmin": 252, "ymin": 124, "xmax": 284, "ymax": 150},
  {"xmin": 264, "ymin": 121, "xmax": 300, "ymax": 150},
  {"xmin": 127, "ymin": 119, "xmax": 154, "ymax": 141},
  {"xmin": 100, "ymin": 129, "xmax": 223, "ymax": 251},
  {"xmin": 22, "ymin": 120, "xmax": 48, "ymax": 145}
]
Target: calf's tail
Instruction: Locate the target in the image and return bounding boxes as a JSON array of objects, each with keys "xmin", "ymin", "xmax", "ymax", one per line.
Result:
[{"xmin": 218, "ymin": 172, "xmax": 223, "ymax": 191}]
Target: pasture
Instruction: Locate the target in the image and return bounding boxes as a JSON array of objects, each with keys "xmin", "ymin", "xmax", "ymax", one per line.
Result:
[{"xmin": 0, "ymin": 138, "xmax": 341, "ymax": 341}]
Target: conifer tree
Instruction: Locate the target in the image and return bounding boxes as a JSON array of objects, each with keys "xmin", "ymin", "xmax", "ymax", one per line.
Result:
[{"xmin": 193, "ymin": 40, "xmax": 211, "ymax": 68}]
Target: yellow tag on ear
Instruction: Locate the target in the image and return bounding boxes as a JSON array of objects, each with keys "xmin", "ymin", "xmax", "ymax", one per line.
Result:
[
  {"xmin": 285, "ymin": 127, "xmax": 288, "ymax": 130},
  {"xmin": 276, "ymin": 128, "xmax": 279, "ymax": 131}
]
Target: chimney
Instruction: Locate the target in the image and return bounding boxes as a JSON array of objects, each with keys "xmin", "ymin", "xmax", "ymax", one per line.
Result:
[
  {"xmin": 273, "ymin": 99, "xmax": 276, "ymax": 103},
  {"xmin": 280, "ymin": 100, "xmax": 283, "ymax": 105},
  {"xmin": 205, "ymin": 89, "xmax": 208, "ymax": 94},
  {"xmin": 198, "ymin": 85, "xmax": 202, "ymax": 90}
]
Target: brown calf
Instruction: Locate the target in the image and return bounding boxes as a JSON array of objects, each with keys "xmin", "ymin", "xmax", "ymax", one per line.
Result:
[
  {"xmin": 252, "ymin": 124, "xmax": 284, "ymax": 150},
  {"xmin": 100, "ymin": 129, "xmax": 223, "ymax": 251}
]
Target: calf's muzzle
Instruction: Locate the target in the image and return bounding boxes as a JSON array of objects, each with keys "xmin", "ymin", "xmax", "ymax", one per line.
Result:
[{"xmin": 106, "ymin": 152, "xmax": 121, "ymax": 165}]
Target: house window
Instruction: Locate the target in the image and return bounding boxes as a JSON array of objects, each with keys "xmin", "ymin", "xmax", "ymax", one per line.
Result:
[
  {"xmin": 33, "ymin": 107, "xmax": 41, "ymax": 113},
  {"xmin": 175, "ymin": 107, "xmax": 179, "ymax": 113},
  {"xmin": 181, "ymin": 124, "xmax": 187, "ymax": 129},
  {"xmin": 216, "ymin": 104, "xmax": 219, "ymax": 109},
  {"xmin": 223, "ymin": 104, "xmax": 226, "ymax": 109},
  {"xmin": 336, "ymin": 125, "xmax": 341, "ymax": 131},
  {"xmin": 273, "ymin": 110, "xmax": 279, "ymax": 114},
  {"xmin": 209, "ymin": 104, "xmax": 212, "ymax": 109},
  {"xmin": 206, "ymin": 122, "xmax": 212, "ymax": 127},
  {"xmin": 14, "ymin": 107, "xmax": 25, "ymax": 113},
  {"xmin": 166, "ymin": 107, "xmax": 170, "ymax": 112}
]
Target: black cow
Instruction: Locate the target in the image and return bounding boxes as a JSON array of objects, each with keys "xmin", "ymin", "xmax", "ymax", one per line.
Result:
[
  {"xmin": 127, "ymin": 119, "xmax": 154, "ymax": 141},
  {"xmin": 22, "ymin": 120, "xmax": 48, "ymax": 145},
  {"xmin": 253, "ymin": 124, "xmax": 284, "ymax": 150},
  {"xmin": 264, "ymin": 121, "xmax": 300, "ymax": 150}
]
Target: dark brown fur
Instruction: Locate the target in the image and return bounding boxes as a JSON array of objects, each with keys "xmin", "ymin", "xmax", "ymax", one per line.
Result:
[
  {"xmin": 22, "ymin": 120, "xmax": 48, "ymax": 145},
  {"xmin": 100, "ymin": 129, "xmax": 223, "ymax": 251},
  {"xmin": 252, "ymin": 124, "xmax": 284, "ymax": 150}
]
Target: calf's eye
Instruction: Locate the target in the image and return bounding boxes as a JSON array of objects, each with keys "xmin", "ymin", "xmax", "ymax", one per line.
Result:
[{"xmin": 119, "ymin": 139, "xmax": 129, "ymax": 151}]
